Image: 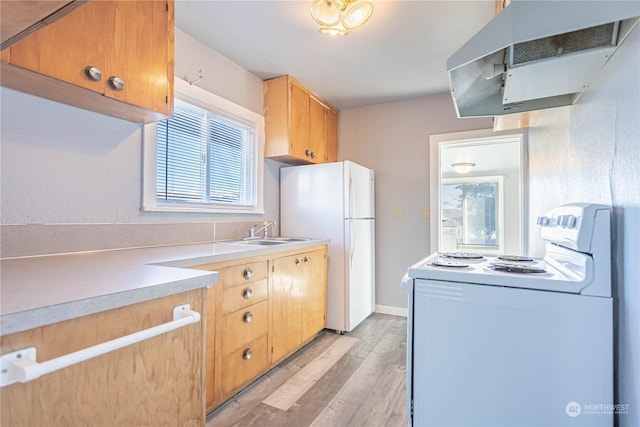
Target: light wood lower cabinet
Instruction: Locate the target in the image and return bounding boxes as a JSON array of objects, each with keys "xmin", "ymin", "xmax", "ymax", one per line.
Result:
[
  {"xmin": 221, "ymin": 334, "xmax": 269, "ymax": 396},
  {"xmin": 195, "ymin": 245, "xmax": 328, "ymax": 412},
  {"xmin": 199, "ymin": 257, "xmax": 271, "ymax": 410},
  {"xmin": 0, "ymin": 289, "xmax": 206, "ymax": 426},
  {"xmin": 271, "ymin": 248, "xmax": 328, "ymax": 363},
  {"xmin": 302, "ymin": 249, "xmax": 329, "ymax": 340}
]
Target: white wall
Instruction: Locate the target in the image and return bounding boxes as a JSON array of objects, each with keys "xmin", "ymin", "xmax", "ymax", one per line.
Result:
[
  {"xmin": 339, "ymin": 94, "xmax": 492, "ymax": 311},
  {"xmin": 527, "ymin": 25, "xmax": 639, "ymax": 426},
  {"xmin": 0, "ymin": 29, "xmax": 282, "ymax": 257}
]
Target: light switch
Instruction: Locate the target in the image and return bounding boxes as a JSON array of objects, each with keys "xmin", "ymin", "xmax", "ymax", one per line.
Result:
[
  {"xmin": 395, "ymin": 208, "xmax": 403, "ymax": 219},
  {"xmin": 422, "ymin": 208, "xmax": 430, "ymax": 219}
]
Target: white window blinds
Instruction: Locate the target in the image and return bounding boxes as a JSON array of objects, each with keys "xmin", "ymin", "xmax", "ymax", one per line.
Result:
[{"xmin": 156, "ymin": 99, "xmax": 257, "ymax": 207}]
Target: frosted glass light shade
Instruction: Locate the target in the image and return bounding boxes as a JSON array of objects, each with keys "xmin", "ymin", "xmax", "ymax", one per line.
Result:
[
  {"xmin": 310, "ymin": 0, "xmax": 373, "ymax": 36},
  {"xmin": 343, "ymin": 2, "xmax": 373, "ymax": 29},
  {"xmin": 451, "ymin": 162, "xmax": 476, "ymax": 174},
  {"xmin": 310, "ymin": 0, "xmax": 343, "ymax": 27}
]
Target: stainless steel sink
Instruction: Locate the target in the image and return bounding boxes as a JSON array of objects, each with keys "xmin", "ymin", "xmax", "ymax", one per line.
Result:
[
  {"xmin": 264, "ymin": 237, "xmax": 312, "ymax": 242},
  {"xmin": 241, "ymin": 240, "xmax": 288, "ymax": 245},
  {"xmin": 225, "ymin": 237, "xmax": 312, "ymax": 245}
]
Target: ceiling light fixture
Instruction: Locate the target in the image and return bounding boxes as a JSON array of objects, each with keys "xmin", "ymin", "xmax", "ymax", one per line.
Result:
[
  {"xmin": 451, "ymin": 162, "xmax": 476, "ymax": 174},
  {"xmin": 310, "ymin": 0, "xmax": 373, "ymax": 36}
]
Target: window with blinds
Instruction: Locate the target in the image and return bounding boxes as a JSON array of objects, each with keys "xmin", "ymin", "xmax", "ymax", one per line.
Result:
[{"xmin": 155, "ymin": 99, "xmax": 257, "ymax": 208}]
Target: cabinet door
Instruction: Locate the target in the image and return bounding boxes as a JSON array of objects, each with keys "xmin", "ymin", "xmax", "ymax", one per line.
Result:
[
  {"xmin": 0, "ymin": 289, "xmax": 205, "ymax": 426},
  {"xmin": 325, "ymin": 107, "xmax": 339, "ymax": 163},
  {"xmin": 301, "ymin": 248, "xmax": 328, "ymax": 341},
  {"xmin": 9, "ymin": 1, "xmax": 110, "ymax": 94},
  {"xmin": 309, "ymin": 96, "xmax": 326, "ymax": 163},
  {"xmin": 106, "ymin": 0, "xmax": 171, "ymax": 114},
  {"xmin": 290, "ymin": 82, "xmax": 310, "ymax": 160},
  {"xmin": 271, "ymin": 253, "xmax": 304, "ymax": 363}
]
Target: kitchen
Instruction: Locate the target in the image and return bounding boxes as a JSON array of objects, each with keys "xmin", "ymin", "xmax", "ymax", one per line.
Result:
[{"xmin": 1, "ymin": 1, "xmax": 639, "ymax": 426}]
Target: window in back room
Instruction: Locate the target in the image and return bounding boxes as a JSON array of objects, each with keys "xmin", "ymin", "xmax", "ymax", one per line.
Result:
[
  {"xmin": 441, "ymin": 176, "xmax": 503, "ymax": 252},
  {"xmin": 430, "ymin": 130, "xmax": 527, "ymax": 255}
]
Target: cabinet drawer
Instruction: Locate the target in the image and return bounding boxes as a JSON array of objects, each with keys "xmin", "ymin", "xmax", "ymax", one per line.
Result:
[
  {"xmin": 222, "ymin": 278, "xmax": 268, "ymax": 315},
  {"xmin": 222, "ymin": 299, "xmax": 268, "ymax": 356},
  {"xmin": 221, "ymin": 334, "xmax": 269, "ymax": 396},
  {"xmin": 220, "ymin": 261, "xmax": 268, "ymax": 289}
]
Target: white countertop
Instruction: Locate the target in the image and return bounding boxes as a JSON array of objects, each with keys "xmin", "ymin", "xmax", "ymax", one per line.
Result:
[{"xmin": 0, "ymin": 239, "xmax": 328, "ymax": 335}]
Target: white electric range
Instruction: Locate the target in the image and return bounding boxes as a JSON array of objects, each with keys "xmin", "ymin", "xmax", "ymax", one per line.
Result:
[{"xmin": 403, "ymin": 203, "xmax": 613, "ymax": 426}]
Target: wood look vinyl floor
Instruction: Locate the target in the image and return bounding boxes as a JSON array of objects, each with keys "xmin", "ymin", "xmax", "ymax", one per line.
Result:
[{"xmin": 206, "ymin": 313, "xmax": 408, "ymax": 427}]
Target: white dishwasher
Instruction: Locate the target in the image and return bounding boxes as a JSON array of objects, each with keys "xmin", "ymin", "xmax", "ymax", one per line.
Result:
[{"xmin": 403, "ymin": 204, "xmax": 614, "ymax": 426}]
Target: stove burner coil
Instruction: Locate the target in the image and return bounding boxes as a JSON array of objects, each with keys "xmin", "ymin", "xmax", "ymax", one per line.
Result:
[
  {"xmin": 498, "ymin": 255, "xmax": 535, "ymax": 262},
  {"xmin": 489, "ymin": 262, "xmax": 547, "ymax": 274},
  {"xmin": 430, "ymin": 260, "xmax": 470, "ymax": 268},
  {"xmin": 440, "ymin": 252, "xmax": 484, "ymax": 260}
]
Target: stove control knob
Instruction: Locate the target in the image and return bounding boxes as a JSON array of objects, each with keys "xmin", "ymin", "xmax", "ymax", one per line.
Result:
[
  {"xmin": 537, "ymin": 216, "xmax": 549, "ymax": 226},
  {"xmin": 559, "ymin": 215, "xmax": 569, "ymax": 227},
  {"xmin": 558, "ymin": 214, "xmax": 577, "ymax": 228}
]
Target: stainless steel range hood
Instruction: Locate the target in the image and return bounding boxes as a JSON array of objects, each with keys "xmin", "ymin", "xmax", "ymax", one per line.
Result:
[{"xmin": 447, "ymin": 1, "xmax": 640, "ymax": 118}]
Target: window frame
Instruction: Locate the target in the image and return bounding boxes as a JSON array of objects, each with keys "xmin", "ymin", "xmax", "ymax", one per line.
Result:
[
  {"xmin": 142, "ymin": 78, "xmax": 265, "ymax": 214},
  {"xmin": 441, "ymin": 175, "xmax": 505, "ymax": 253}
]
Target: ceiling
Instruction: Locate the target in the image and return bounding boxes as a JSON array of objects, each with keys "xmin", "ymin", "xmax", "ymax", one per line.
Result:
[
  {"xmin": 441, "ymin": 140, "xmax": 522, "ymax": 177},
  {"xmin": 175, "ymin": 1, "xmax": 495, "ymax": 111}
]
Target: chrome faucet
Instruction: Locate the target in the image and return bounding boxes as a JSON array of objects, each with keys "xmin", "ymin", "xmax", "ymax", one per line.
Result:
[{"xmin": 250, "ymin": 221, "xmax": 277, "ymax": 238}]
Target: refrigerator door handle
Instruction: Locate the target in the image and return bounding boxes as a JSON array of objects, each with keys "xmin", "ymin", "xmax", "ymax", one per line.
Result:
[
  {"xmin": 349, "ymin": 169, "xmax": 356, "ymax": 219},
  {"xmin": 349, "ymin": 220, "xmax": 356, "ymax": 268}
]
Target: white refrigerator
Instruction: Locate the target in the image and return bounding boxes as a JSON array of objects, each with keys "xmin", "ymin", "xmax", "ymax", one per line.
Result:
[{"xmin": 280, "ymin": 161, "xmax": 375, "ymax": 333}]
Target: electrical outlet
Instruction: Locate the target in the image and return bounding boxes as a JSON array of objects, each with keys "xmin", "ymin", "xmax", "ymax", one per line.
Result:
[
  {"xmin": 423, "ymin": 208, "xmax": 430, "ymax": 219},
  {"xmin": 395, "ymin": 208, "xmax": 403, "ymax": 219}
]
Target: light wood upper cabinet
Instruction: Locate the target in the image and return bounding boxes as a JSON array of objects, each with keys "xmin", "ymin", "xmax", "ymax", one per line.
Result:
[
  {"xmin": 290, "ymin": 82, "xmax": 311, "ymax": 160},
  {"xmin": 1, "ymin": 0, "xmax": 174, "ymax": 124},
  {"xmin": 325, "ymin": 107, "xmax": 339, "ymax": 163},
  {"xmin": 8, "ymin": 1, "xmax": 108, "ymax": 93},
  {"xmin": 264, "ymin": 75, "xmax": 339, "ymax": 165},
  {"xmin": 309, "ymin": 95, "xmax": 328, "ymax": 163},
  {"xmin": 0, "ymin": 1, "xmax": 86, "ymax": 50},
  {"xmin": 0, "ymin": 289, "xmax": 206, "ymax": 426}
]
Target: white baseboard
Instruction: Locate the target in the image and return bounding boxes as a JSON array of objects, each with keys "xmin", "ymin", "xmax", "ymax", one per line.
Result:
[{"xmin": 374, "ymin": 304, "xmax": 407, "ymax": 317}]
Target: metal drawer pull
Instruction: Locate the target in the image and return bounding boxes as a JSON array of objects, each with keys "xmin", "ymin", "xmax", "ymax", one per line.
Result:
[
  {"xmin": 243, "ymin": 311, "xmax": 253, "ymax": 323},
  {"xmin": 243, "ymin": 267, "xmax": 253, "ymax": 280},
  {"xmin": 108, "ymin": 76, "xmax": 124, "ymax": 91},
  {"xmin": 0, "ymin": 304, "xmax": 200, "ymax": 388},
  {"xmin": 304, "ymin": 256, "xmax": 311, "ymax": 263},
  {"xmin": 295, "ymin": 257, "xmax": 303, "ymax": 266},
  {"xmin": 84, "ymin": 66, "xmax": 102, "ymax": 81},
  {"xmin": 243, "ymin": 348, "xmax": 253, "ymax": 360},
  {"xmin": 243, "ymin": 287, "xmax": 253, "ymax": 299}
]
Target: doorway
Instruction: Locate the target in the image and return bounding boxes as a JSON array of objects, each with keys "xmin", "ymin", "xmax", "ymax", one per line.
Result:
[{"xmin": 429, "ymin": 129, "xmax": 528, "ymax": 255}]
